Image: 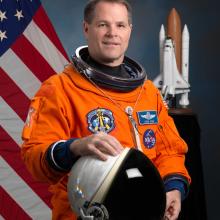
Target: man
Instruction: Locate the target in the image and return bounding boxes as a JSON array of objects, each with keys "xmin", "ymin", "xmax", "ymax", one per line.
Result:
[{"xmin": 21, "ymin": 0, "xmax": 191, "ymax": 219}]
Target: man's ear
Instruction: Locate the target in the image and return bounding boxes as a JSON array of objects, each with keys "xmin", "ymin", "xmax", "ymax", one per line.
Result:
[{"xmin": 83, "ymin": 21, "xmax": 89, "ymax": 39}]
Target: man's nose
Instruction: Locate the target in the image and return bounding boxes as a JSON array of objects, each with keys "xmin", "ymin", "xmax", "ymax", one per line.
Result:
[{"xmin": 106, "ymin": 25, "xmax": 117, "ymax": 37}]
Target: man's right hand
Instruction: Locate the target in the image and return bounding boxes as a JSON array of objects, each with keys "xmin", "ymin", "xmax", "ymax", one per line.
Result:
[{"xmin": 69, "ymin": 132, "xmax": 124, "ymax": 160}]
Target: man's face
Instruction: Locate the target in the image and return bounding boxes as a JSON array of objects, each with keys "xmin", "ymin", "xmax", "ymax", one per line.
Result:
[{"xmin": 84, "ymin": 2, "xmax": 132, "ymax": 66}]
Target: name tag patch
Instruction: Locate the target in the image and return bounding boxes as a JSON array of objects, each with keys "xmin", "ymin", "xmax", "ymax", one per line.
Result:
[{"xmin": 137, "ymin": 110, "xmax": 158, "ymax": 125}]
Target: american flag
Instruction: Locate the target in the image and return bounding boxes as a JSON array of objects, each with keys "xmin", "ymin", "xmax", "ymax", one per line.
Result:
[{"xmin": 0, "ymin": 0, "xmax": 69, "ymax": 219}]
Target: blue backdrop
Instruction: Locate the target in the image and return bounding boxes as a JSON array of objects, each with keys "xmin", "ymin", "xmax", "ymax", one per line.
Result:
[{"xmin": 41, "ymin": 1, "xmax": 220, "ymax": 219}]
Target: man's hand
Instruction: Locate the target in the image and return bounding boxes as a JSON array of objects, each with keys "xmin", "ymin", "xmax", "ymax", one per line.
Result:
[
  {"xmin": 164, "ymin": 190, "xmax": 181, "ymax": 220},
  {"xmin": 70, "ymin": 132, "xmax": 124, "ymax": 160}
]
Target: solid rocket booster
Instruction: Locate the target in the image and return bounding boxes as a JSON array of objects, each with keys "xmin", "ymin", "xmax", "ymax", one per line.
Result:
[
  {"xmin": 167, "ymin": 8, "xmax": 182, "ymax": 73},
  {"xmin": 159, "ymin": 24, "xmax": 165, "ymax": 74},
  {"xmin": 179, "ymin": 25, "xmax": 190, "ymax": 106},
  {"xmin": 181, "ymin": 25, "xmax": 190, "ymax": 84}
]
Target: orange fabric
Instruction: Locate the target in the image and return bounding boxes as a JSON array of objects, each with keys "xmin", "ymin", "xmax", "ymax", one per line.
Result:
[{"xmin": 21, "ymin": 64, "xmax": 190, "ymax": 220}]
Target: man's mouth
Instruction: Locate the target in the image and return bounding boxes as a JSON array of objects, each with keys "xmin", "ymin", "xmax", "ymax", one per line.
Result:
[{"xmin": 103, "ymin": 42, "xmax": 120, "ymax": 46}]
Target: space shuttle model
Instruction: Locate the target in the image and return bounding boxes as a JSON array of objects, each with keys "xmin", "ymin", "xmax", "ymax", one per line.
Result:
[{"xmin": 154, "ymin": 8, "xmax": 190, "ymax": 108}]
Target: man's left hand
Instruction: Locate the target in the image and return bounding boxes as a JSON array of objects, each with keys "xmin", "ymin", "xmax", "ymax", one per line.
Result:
[{"xmin": 164, "ymin": 189, "xmax": 181, "ymax": 220}]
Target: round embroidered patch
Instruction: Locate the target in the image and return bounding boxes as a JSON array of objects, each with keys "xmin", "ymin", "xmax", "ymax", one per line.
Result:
[
  {"xmin": 143, "ymin": 129, "xmax": 156, "ymax": 149},
  {"xmin": 87, "ymin": 108, "xmax": 115, "ymax": 133}
]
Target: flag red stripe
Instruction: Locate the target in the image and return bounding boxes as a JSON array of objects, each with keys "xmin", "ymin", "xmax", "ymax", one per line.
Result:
[
  {"xmin": 11, "ymin": 35, "xmax": 56, "ymax": 82},
  {"xmin": 0, "ymin": 68, "xmax": 30, "ymax": 121},
  {"xmin": 1, "ymin": 2, "xmax": 70, "ymax": 218},
  {"xmin": 0, "ymin": 186, "xmax": 31, "ymax": 220},
  {"xmin": 33, "ymin": 6, "xmax": 69, "ymax": 61},
  {"xmin": 0, "ymin": 127, "xmax": 52, "ymax": 208}
]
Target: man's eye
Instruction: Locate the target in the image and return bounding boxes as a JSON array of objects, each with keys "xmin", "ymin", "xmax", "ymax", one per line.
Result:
[
  {"xmin": 118, "ymin": 24, "xmax": 126, "ymax": 28},
  {"xmin": 98, "ymin": 23, "xmax": 107, "ymax": 27}
]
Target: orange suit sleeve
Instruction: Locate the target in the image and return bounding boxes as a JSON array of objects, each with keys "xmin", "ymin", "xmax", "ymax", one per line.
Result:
[
  {"xmin": 21, "ymin": 77, "xmax": 74, "ymax": 184},
  {"xmin": 153, "ymin": 90, "xmax": 191, "ymax": 184}
]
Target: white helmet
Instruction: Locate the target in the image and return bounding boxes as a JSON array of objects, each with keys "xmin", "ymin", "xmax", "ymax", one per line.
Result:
[{"xmin": 67, "ymin": 147, "xmax": 166, "ymax": 220}]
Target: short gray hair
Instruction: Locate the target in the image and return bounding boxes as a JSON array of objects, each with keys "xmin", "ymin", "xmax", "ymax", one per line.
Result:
[{"xmin": 84, "ymin": 0, "xmax": 132, "ymax": 24}]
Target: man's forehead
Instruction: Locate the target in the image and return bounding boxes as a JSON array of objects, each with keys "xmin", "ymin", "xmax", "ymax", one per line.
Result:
[{"xmin": 92, "ymin": 2, "xmax": 129, "ymax": 22}]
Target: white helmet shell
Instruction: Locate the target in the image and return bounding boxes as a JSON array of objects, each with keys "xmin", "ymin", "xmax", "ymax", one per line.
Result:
[{"xmin": 67, "ymin": 147, "xmax": 166, "ymax": 220}]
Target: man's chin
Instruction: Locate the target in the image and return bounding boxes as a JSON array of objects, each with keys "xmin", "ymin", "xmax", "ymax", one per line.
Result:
[{"xmin": 99, "ymin": 55, "xmax": 123, "ymax": 66}]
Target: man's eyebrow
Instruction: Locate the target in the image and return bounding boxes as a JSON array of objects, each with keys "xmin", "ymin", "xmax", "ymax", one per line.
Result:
[
  {"xmin": 96, "ymin": 20, "xmax": 108, "ymax": 23},
  {"xmin": 96, "ymin": 20, "xmax": 128, "ymax": 24},
  {"xmin": 116, "ymin": 21, "xmax": 127, "ymax": 24}
]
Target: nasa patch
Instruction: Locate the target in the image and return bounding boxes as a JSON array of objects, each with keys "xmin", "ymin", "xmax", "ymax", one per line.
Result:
[
  {"xmin": 87, "ymin": 108, "xmax": 115, "ymax": 133},
  {"xmin": 137, "ymin": 110, "xmax": 158, "ymax": 125},
  {"xmin": 143, "ymin": 129, "xmax": 156, "ymax": 149}
]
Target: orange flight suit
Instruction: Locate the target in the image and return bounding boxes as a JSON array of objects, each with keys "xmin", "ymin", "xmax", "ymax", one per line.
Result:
[{"xmin": 21, "ymin": 64, "xmax": 191, "ymax": 220}]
